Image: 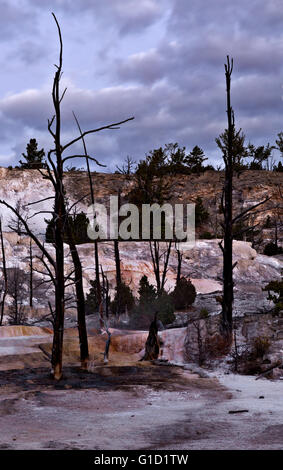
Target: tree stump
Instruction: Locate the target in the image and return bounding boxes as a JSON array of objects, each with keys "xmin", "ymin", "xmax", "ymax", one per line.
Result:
[{"xmin": 141, "ymin": 312, "xmax": 160, "ymax": 361}]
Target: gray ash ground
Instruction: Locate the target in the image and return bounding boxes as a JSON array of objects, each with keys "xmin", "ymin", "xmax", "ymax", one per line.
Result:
[{"xmin": 0, "ymin": 362, "xmax": 283, "ymax": 450}]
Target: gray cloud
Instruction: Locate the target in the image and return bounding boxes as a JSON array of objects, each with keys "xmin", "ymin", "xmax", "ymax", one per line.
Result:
[
  {"xmin": 0, "ymin": 0, "xmax": 282, "ymax": 171},
  {"xmin": 116, "ymin": 49, "xmax": 166, "ymax": 84},
  {"xmin": 27, "ymin": 0, "xmax": 163, "ymax": 35},
  {"xmin": 0, "ymin": 0, "xmax": 35, "ymax": 39},
  {"xmin": 12, "ymin": 40, "xmax": 49, "ymax": 65}
]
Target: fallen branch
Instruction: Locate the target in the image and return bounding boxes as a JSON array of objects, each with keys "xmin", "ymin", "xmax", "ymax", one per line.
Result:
[
  {"xmin": 255, "ymin": 361, "xmax": 282, "ymax": 380},
  {"xmin": 228, "ymin": 409, "xmax": 249, "ymax": 414},
  {"xmin": 38, "ymin": 344, "xmax": 52, "ymax": 362}
]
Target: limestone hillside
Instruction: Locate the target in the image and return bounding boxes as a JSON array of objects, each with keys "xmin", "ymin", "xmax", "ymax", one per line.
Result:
[{"xmin": 0, "ymin": 168, "xmax": 282, "ymax": 250}]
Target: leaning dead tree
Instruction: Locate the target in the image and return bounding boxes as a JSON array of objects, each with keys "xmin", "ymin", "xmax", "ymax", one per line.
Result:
[
  {"xmin": 72, "ymin": 112, "xmax": 103, "ymax": 311},
  {"xmin": 0, "ymin": 13, "xmax": 133, "ymax": 379},
  {"xmin": 217, "ymin": 56, "xmax": 270, "ymax": 337}
]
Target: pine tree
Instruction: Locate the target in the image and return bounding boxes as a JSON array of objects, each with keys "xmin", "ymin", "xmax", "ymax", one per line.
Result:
[
  {"xmin": 85, "ymin": 279, "xmax": 101, "ymax": 314},
  {"xmin": 186, "ymin": 146, "xmax": 208, "ymax": 173},
  {"xmin": 195, "ymin": 196, "xmax": 209, "ymax": 227},
  {"xmin": 138, "ymin": 275, "xmax": 157, "ymax": 305},
  {"xmin": 274, "ymin": 161, "xmax": 283, "ymax": 172},
  {"xmin": 19, "ymin": 138, "xmax": 46, "ymax": 169},
  {"xmin": 110, "ymin": 282, "xmax": 135, "ymax": 315},
  {"xmin": 131, "ymin": 275, "xmax": 175, "ymax": 329},
  {"xmin": 248, "ymin": 143, "xmax": 274, "ymax": 170},
  {"xmin": 165, "ymin": 143, "xmax": 188, "ymax": 174},
  {"xmin": 127, "ymin": 148, "xmax": 172, "ymax": 239},
  {"xmin": 45, "ymin": 211, "xmax": 89, "ymax": 244},
  {"xmin": 216, "ymin": 128, "xmax": 248, "ymax": 171},
  {"xmin": 171, "ymin": 277, "xmax": 196, "ymax": 310}
]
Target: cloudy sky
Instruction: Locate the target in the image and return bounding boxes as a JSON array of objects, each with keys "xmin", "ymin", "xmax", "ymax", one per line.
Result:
[{"xmin": 0, "ymin": 0, "xmax": 282, "ymax": 171}]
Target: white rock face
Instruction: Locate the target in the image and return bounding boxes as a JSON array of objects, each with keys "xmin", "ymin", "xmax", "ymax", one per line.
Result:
[
  {"xmin": 108, "ymin": 327, "xmax": 187, "ymax": 363},
  {"xmin": 159, "ymin": 327, "xmax": 187, "ymax": 363},
  {"xmin": 0, "ymin": 168, "xmax": 55, "ymax": 235},
  {"xmin": 0, "ymin": 234, "xmax": 282, "ymax": 314}
]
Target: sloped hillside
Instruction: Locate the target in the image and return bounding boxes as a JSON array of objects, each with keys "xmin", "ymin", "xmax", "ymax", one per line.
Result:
[{"xmin": 0, "ymin": 168, "xmax": 282, "ymax": 248}]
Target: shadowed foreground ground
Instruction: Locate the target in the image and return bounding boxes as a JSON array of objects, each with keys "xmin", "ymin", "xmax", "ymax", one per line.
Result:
[
  {"xmin": 0, "ymin": 327, "xmax": 282, "ymax": 450},
  {"xmin": 0, "ymin": 361, "xmax": 283, "ymax": 450}
]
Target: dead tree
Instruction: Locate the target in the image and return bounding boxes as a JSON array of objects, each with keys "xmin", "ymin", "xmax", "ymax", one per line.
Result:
[
  {"xmin": 72, "ymin": 113, "xmax": 102, "ymax": 310},
  {"xmin": 0, "ymin": 13, "xmax": 133, "ymax": 379},
  {"xmin": 8, "ymin": 199, "xmax": 28, "ymax": 236},
  {"xmin": 7, "ymin": 267, "xmax": 28, "ymax": 325},
  {"xmin": 38, "ymin": 13, "xmax": 132, "ymax": 378},
  {"xmin": 45, "ymin": 14, "xmax": 68, "ymax": 380},
  {"xmin": 98, "ymin": 300, "xmax": 112, "ymax": 363},
  {"xmin": 192, "ymin": 320, "xmax": 206, "ymax": 366},
  {"xmin": 141, "ymin": 311, "xmax": 160, "ymax": 361},
  {"xmin": 8, "ymin": 203, "xmax": 34, "ymax": 308},
  {"xmin": 219, "ymin": 57, "xmax": 235, "ymax": 338},
  {"xmin": 266, "ymin": 191, "xmax": 283, "ymax": 251},
  {"xmin": 175, "ymin": 242, "xmax": 183, "ymax": 285},
  {"xmin": 64, "ymin": 219, "xmax": 89, "ymax": 367},
  {"xmin": 113, "ymin": 189, "xmax": 122, "ymax": 314},
  {"xmin": 217, "ymin": 56, "xmax": 270, "ymax": 338},
  {"xmin": 0, "ymin": 218, "xmax": 7, "ymax": 325},
  {"xmin": 29, "ymin": 239, "xmax": 33, "ymax": 308},
  {"xmin": 101, "ymin": 264, "xmax": 110, "ymax": 318},
  {"xmin": 116, "ymin": 155, "xmax": 136, "ymax": 177},
  {"xmin": 95, "ymin": 265, "xmax": 112, "ymax": 362},
  {"xmin": 114, "ymin": 240, "xmax": 122, "ymax": 312},
  {"xmin": 149, "ymin": 241, "xmax": 172, "ymax": 294}
]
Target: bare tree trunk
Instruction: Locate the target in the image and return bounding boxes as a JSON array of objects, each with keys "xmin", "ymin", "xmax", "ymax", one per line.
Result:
[
  {"xmin": 275, "ymin": 220, "xmax": 278, "ymax": 251},
  {"xmin": 150, "ymin": 241, "xmax": 172, "ymax": 294},
  {"xmin": 98, "ymin": 267, "xmax": 112, "ymax": 362},
  {"xmin": 221, "ymin": 57, "xmax": 234, "ymax": 338},
  {"xmin": 101, "ymin": 265, "xmax": 110, "ymax": 318},
  {"xmin": 14, "ymin": 277, "xmax": 18, "ymax": 324},
  {"xmin": 175, "ymin": 242, "xmax": 183, "ymax": 285},
  {"xmin": 99, "ymin": 302, "xmax": 111, "ymax": 363},
  {"xmin": 141, "ymin": 312, "xmax": 160, "ymax": 361},
  {"xmin": 0, "ymin": 13, "xmax": 133, "ymax": 380},
  {"xmin": 114, "ymin": 240, "xmax": 122, "ymax": 286},
  {"xmin": 29, "ymin": 239, "xmax": 33, "ymax": 308},
  {"xmin": 94, "ymin": 241, "xmax": 101, "ymax": 305},
  {"xmin": 50, "ymin": 14, "xmax": 67, "ymax": 380},
  {"xmin": 114, "ymin": 189, "xmax": 122, "ymax": 314},
  {"xmin": 67, "ymin": 237, "xmax": 89, "ymax": 367},
  {"xmin": 219, "ymin": 57, "xmax": 270, "ymax": 338},
  {"xmin": 72, "ymin": 113, "xmax": 102, "ymax": 308},
  {"xmin": 160, "ymin": 241, "xmax": 172, "ymax": 292},
  {"xmin": 114, "ymin": 240, "xmax": 122, "ymax": 314},
  {"xmin": 51, "ymin": 191, "xmax": 65, "ymax": 380},
  {"xmin": 154, "ymin": 242, "xmax": 161, "ymax": 292},
  {"xmin": 0, "ymin": 218, "xmax": 7, "ymax": 326}
]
